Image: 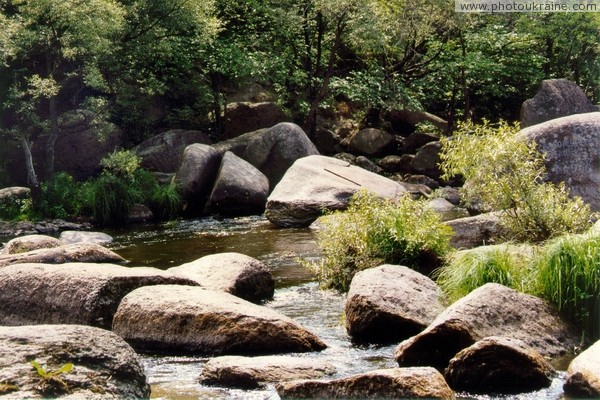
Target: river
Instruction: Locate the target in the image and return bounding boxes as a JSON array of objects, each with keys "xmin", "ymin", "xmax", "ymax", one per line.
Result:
[{"xmin": 104, "ymin": 216, "xmax": 566, "ymax": 400}]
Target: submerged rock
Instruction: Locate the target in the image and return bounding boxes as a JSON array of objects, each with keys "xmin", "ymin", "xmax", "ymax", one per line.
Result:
[
  {"xmin": 0, "ymin": 263, "xmax": 196, "ymax": 329},
  {"xmin": 276, "ymin": 367, "xmax": 455, "ymax": 399},
  {"xmin": 112, "ymin": 285, "xmax": 327, "ymax": 355},
  {"xmin": 345, "ymin": 265, "xmax": 445, "ymax": 344},
  {"xmin": 199, "ymin": 355, "xmax": 335, "ymax": 389},
  {"xmin": 0, "ymin": 324, "xmax": 150, "ymax": 399},
  {"xmin": 445, "ymin": 336, "xmax": 555, "ymax": 394},
  {"xmin": 394, "ymin": 283, "xmax": 580, "ymax": 371}
]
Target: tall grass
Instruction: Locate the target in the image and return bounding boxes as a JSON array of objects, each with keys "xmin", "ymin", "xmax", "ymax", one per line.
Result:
[
  {"xmin": 435, "ymin": 244, "xmax": 535, "ymax": 304},
  {"xmin": 306, "ymin": 190, "xmax": 453, "ymax": 292},
  {"xmin": 534, "ymin": 233, "xmax": 600, "ymax": 342}
]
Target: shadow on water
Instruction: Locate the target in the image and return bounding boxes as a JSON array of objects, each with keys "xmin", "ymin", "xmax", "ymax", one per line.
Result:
[{"xmin": 103, "ymin": 216, "xmax": 567, "ymax": 400}]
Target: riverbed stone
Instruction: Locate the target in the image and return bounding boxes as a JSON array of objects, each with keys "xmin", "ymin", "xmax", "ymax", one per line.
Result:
[
  {"xmin": 59, "ymin": 230, "xmax": 114, "ymax": 245},
  {"xmin": 1, "ymin": 234, "xmax": 61, "ymax": 255},
  {"xmin": 0, "ymin": 242, "xmax": 125, "ymax": 268},
  {"xmin": 520, "ymin": 79, "xmax": 598, "ymax": 128},
  {"xmin": 345, "ymin": 265, "xmax": 445, "ymax": 344},
  {"xmin": 265, "ymin": 155, "xmax": 406, "ymax": 227},
  {"xmin": 394, "ymin": 283, "xmax": 580, "ymax": 371},
  {"xmin": 276, "ymin": 367, "xmax": 455, "ymax": 399},
  {"xmin": 0, "ymin": 263, "xmax": 196, "ymax": 329},
  {"xmin": 112, "ymin": 285, "xmax": 327, "ymax": 355},
  {"xmin": 427, "ymin": 198, "xmax": 469, "ymax": 222},
  {"xmin": 445, "ymin": 212, "xmax": 507, "ymax": 249},
  {"xmin": 134, "ymin": 129, "xmax": 212, "ymax": 173},
  {"xmin": 348, "ymin": 128, "xmax": 396, "ymax": 156},
  {"xmin": 204, "ymin": 151, "xmax": 269, "ymax": 216},
  {"xmin": 167, "ymin": 252, "xmax": 274, "ymax": 302},
  {"xmin": 199, "ymin": 355, "xmax": 335, "ymax": 389},
  {"xmin": 445, "ymin": 336, "xmax": 555, "ymax": 394},
  {"xmin": 564, "ymin": 339, "xmax": 600, "ymax": 398},
  {"xmin": 518, "ymin": 112, "xmax": 600, "ymax": 211},
  {"xmin": 214, "ymin": 122, "xmax": 319, "ymax": 190},
  {"xmin": 174, "ymin": 143, "xmax": 222, "ymax": 215},
  {"xmin": 0, "ymin": 324, "xmax": 150, "ymax": 399},
  {"xmin": 0, "ymin": 186, "xmax": 31, "ymax": 201}
]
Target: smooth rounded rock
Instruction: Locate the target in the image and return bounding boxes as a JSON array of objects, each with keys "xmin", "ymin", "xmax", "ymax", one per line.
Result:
[
  {"xmin": 564, "ymin": 339, "xmax": 600, "ymax": 398},
  {"xmin": 59, "ymin": 230, "xmax": 114, "ymax": 245},
  {"xmin": 1, "ymin": 234, "xmax": 61, "ymax": 255},
  {"xmin": 112, "ymin": 285, "xmax": 327, "ymax": 356},
  {"xmin": 0, "ymin": 242, "xmax": 125, "ymax": 268}
]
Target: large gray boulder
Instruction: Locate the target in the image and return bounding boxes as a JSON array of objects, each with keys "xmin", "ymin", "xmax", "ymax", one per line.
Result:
[
  {"xmin": 265, "ymin": 155, "xmax": 406, "ymax": 228},
  {"xmin": 445, "ymin": 336, "xmax": 555, "ymax": 394},
  {"xmin": 347, "ymin": 128, "xmax": 395, "ymax": 156},
  {"xmin": 174, "ymin": 144, "xmax": 222, "ymax": 214},
  {"xmin": 564, "ymin": 339, "xmax": 600, "ymax": 398},
  {"xmin": 520, "ymin": 79, "xmax": 598, "ymax": 128},
  {"xmin": 134, "ymin": 129, "xmax": 212, "ymax": 173},
  {"xmin": 1, "ymin": 234, "xmax": 61, "ymax": 255},
  {"xmin": 412, "ymin": 141, "xmax": 442, "ymax": 178},
  {"xmin": 0, "ymin": 242, "xmax": 125, "ymax": 268},
  {"xmin": 345, "ymin": 265, "xmax": 445, "ymax": 344},
  {"xmin": 199, "ymin": 355, "xmax": 335, "ymax": 389},
  {"xmin": 0, "ymin": 263, "xmax": 196, "ymax": 329},
  {"xmin": 518, "ymin": 112, "xmax": 600, "ymax": 211},
  {"xmin": 0, "ymin": 324, "xmax": 150, "ymax": 399},
  {"xmin": 222, "ymin": 102, "xmax": 290, "ymax": 139},
  {"xmin": 427, "ymin": 198, "xmax": 469, "ymax": 222},
  {"xmin": 276, "ymin": 367, "xmax": 455, "ymax": 399},
  {"xmin": 0, "ymin": 186, "xmax": 31, "ymax": 202},
  {"xmin": 394, "ymin": 283, "xmax": 580, "ymax": 371},
  {"xmin": 445, "ymin": 212, "xmax": 507, "ymax": 249},
  {"xmin": 213, "ymin": 122, "xmax": 319, "ymax": 188},
  {"xmin": 167, "ymin": 252, "xmax": 274, "ymax": 302},
  {"xmin": 112, "ymin": 285, "xmax": 327, "ymax": 355},
  {"xmin": 204, "ymin": 151, "xmax": 269, "ymax": 216}
]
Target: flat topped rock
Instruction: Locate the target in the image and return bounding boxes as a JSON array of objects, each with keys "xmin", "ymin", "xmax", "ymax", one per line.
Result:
[
  {"xmin": 0, "ymin": 263, "xmax": 196, "ymax": 329},
  {"xmin": 0, "ymin": 242, "xmax": 125, "ymax": 268},
  {"xmin": 59, "ymin": 230, "xmax": 113, "ymax": 245},
  {"xmin": 199, "ymin": 355, "xmax": 335, "ymax": 389},
  {"xmin": 265, "ymin": 155, "xmax": 406, "ymax": 227},
  {"xmin": 112, "ymin": 285, "xmax": 327, "ymax": 356},
  {"xmin": 0, "ymin": 324, "xmax": 150, "ymax": 399},
  {"xmin": 1, "ymin": 234, "xmax": 61, "ymax": 254}
]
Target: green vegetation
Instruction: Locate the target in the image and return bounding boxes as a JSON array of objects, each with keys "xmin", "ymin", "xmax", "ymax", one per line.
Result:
[
  {"xmin": 534, "ymin": 233, "xmax": 600, "ymax": 342},
  {"xmin": 439, "ymin": 120, "xmax": 593, "ymax": 242},
  {"xmin": 435, "ymin": 244, "xmax": 535, "ymax": 304},
  {"xmin": 30, "ymin": 360, "xmax": 73, "ymax": 394},
  {"xmin": 307, "ymin": 191, "xmax": 453, "ymax": 292}
]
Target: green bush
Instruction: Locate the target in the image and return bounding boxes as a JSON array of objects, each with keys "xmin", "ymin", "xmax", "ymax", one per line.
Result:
[
  {"xmin": 37, "ymin": 172, "xmax": 83, "ymax": 219},
  {"xmin": 0, "ymin": 197, "xmax": 33, "ymax": 221},
  {"xmin": 306, "ymin": 191, "xmax": 453, "ymax": 292},
  {"xmin": 534, "ymin": 233, "xmax": 600, "ymax": 342},
  {"xmin": 435, "ymin": 244, "xmax": 535, "ymax": 304},
  {"xmin": 82, "ymin": 172, "xmax": 143, "ymax": 226},
  {"xmin": 439, "ymin": 120, "xmax": 592, "ymax": 242}
]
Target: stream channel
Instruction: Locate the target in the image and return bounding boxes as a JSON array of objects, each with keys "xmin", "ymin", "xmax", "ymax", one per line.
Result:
[{"xmin": 104, "ymin": 216, "xmax": 566, "ymax": 400}]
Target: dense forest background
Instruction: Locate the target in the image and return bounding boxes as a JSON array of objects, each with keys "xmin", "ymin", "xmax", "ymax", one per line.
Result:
[{"xmin": 1, "ymin": 0, "xmax": 599, "ymax": 187}]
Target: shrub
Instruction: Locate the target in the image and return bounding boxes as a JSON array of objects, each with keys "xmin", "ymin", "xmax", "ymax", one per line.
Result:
[
  {"xmin": 99, "ymin": 149, "xmax": 141, "ymax": 179},
  {"xmin": 439, "ymin": 120, "xmax": 592, "ymax": 242},
  {"xmin": 0, "ymin": 197, "xmax": 33, "ymax": 221},
  {"xmin": 37, "ymin": 172, "xmax": 83, "ymax": 219},
  {"xmin": 306, "ymin": 191, "xmax": 453, "ymax": 292},
  {"xmin": 82, "ymin": 173, "xmax": 143, "ymax": 226},
  {"xmin": 534, "ymin": 233, "xmax": 600, "ymax": 342},
  {"xmin": 435, "ymin": 244, "xmax": 535, "ymax": 304}
]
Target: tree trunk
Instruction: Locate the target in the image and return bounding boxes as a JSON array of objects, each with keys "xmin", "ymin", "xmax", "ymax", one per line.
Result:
[
  {"xmin": 45, "ymin": 51, "xmax": 59, "ymax": 180},
  {"xmin": 20, "ymin": 133, "xmax": 39, "ymax": 190}
]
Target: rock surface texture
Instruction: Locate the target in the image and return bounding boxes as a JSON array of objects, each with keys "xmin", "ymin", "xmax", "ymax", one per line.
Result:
[
  {"xmin": 1, "ymin": 234, "xmax": 61, "ymax": 255},
  {"xmin": 167, "ymin": 252, "xmax": 274, "ymax": 302},
  {"xmin": 394, "ymin": 283, "xmax": 580, "ymax": 371},
  {"xmin": 445, "ymin": 336, "xmax": 555, "ymax": 394},
  {"xmin": 199, "ymin": 355, "xmax": 335, "ymax": 389},
  {"xmin": 0, "ymin": 242, "xmax": 125, "ymax": 268},
  {"xmin": 112, "ymin": 285, "xmax": 327, "ymax": 355},
  {"xmin": 276, "ymin": 367, "xmax": 455, "ymax": 399},
  {"xmin": 265, "ymin": 155, "xmax": 406, "ymax": 227},
  {"xmin": 0, "ymin": 263, "xmax": 195, "ymax": 328},
  {"xmin": 345, "ymin": 265, "xmax": 445, "ymax": 344},
  {"xmin": 0, "ymin": 324, "xmax": 150, "ymax": 399},
  {"xmin": 564, "ymin": 339, "xmax": 600, "ymax": 398},
  {"xmin": 520, "ymin": 79, "xmax": 598, "ymax": 128},
  {"xmin": 518, "ymin": 112, "xmax": 600, "ymax": 211}
]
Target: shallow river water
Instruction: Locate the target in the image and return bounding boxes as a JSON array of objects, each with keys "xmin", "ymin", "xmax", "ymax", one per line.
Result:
[{"xmin": 104, "ymin": 216, "xmax": 567, "ymax": 400}]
